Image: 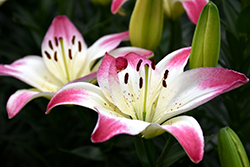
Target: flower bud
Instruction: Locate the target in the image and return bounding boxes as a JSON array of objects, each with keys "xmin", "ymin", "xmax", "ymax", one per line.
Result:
[
  {"xmin": 189, "ymin": 1, "xmax": 220, "ymax": 69},
  {"xmin": 129, "ymin": 0, "xmax": 164, "ymax": 51},
  {"xmin": 218, "ymin": 127, "xmax": 250, "ymax": 167},
  {"xmin": 163, "ymin": 0, "xmax": 185, "ymax": 20}
]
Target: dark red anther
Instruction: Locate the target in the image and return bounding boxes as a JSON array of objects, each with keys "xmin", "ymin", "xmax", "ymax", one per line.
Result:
[
  {"xmin": 69, "ymin": 49, "xmax": 72, "ymax": 60},
  {"xmin": 124, "ymin": 73, "xmax": 129, "ymax": 84},
  {"xmin": 44, "ymin": 51, "xmax": 51, "ymax": 59},
  {"xmin": 164, "ymin": 70, "xmax": 169, "ymax": 80},
  {"xmin": 136, "ymin": 59, "xmax": 143, "ymax": 72},
  {"xmin": 72, "ymin": 35, "xmax": 75, "ymax": 45},
  {"xmin": 162, "ymin": 80, "xmax": 167, "ymax": 88},
  {"xmin": 48, "ymin": 40, "xmax": 53, "ymax": 50},
  {"xmin": 54, "ymin": 51, "xmax": 58, "ymax": 62},
  {"xmin": 151, "ymin": 59, "xmax": 156, "ymax": 70},
  {"xmin": 54, "ymin": 37, "xmax": 58, "ymax": 46},
  {"xmin": 139, "ymin": 77, "xmax": 143, "ymax": 89},
  {"xmin": 78, "ymin": 41, "xmax": 82, "ymax": 52}
]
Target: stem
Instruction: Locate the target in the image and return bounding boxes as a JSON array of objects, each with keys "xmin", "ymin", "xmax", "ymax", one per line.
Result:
[
  {"xmin": 134, "ymin": 135, "xmax": 156, "ymax": 167},
  {"xmin": 168, "ymin": 19, "xmax": 182, "ymax": 53},
  {"xmin": 156, "ymin": 135, "xmax": 174, "ymax": 167}
]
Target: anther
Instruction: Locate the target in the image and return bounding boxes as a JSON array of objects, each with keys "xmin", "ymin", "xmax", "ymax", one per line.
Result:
[
  {"xmin": 162, "ymin": 80, "xmax": 167, "ymax": 88},
  {"xmin": 71, "ymin": 35, "xmax": 75, "ymax": 45},
  {"xmin": 139, "ymin": 77, "xmax": 143, "ymax": 89},
  {"xmin": 78, "ymin": 41, "xmax": 82, "ymax": 52},
  {"xmin": 44, "ymin": 51, "xmax": 51, "ymax": 59},
  {"xmin": 54, "ymin": 37, "xmax": 58, "ymax": 46},
  {"xmin": 151, "ymin": 59, "xmax": 156, "ymax": 70},
  {"xmin": 54, "ymin": 51, "xmax": 58, "ymax": 62},
  {"xmin": 68, "ymin": 49, "xmax": 72, "ymax": 60},
  {"xmin": 164, "ymin": 70, "xmax": 169, "ymax": 80},
  {"xmin": 136, "ymin": 59, "xmax": 143, "ymax": 71},
  {"xmin": 124, "ymin": 73, "xmax": 129, "ymax": 84},
  {"xmin": 48, "ymin": 40, "xmax": 53, "ymax": 50}
]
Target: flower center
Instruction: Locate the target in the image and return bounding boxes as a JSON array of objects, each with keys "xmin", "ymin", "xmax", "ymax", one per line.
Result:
[
  {"xmin": 43, "ymin": 35, "xmax": 84, "ymax": 84},
  {"xmin": 120, "ymin": 59, "xmax": 169, "ymax": 122}
]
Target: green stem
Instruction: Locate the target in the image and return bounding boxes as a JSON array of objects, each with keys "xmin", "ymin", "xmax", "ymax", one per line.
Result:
[
  {"xmin": 156, "ymin": 135, "xmax": 174, "ymax": 167},
  {"xmin": 168, "ymin": 19, "xmax": 182, "ymax": 53},
  {"xmin": 134, "ymin": 135, "xmax": 156, "ymax": 167}
]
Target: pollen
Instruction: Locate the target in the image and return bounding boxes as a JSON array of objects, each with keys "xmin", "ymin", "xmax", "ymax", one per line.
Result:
[
  {"xmin": 164, "ymin": 70, "xmax": 169, "ymax": 80},
  {"xmin": 124, "ymin": 73, "xmax": 129, "ymax": 84},
  {"xmin": 78, "ymin": 41, "xmax": 82, "ymax": 52},
  {"xmin": 71, "ymin": 35, "xmax": 75, "ymax": 45},
  {"xmin": 54, "ymin": 37, "xmax": 58, "ymax": 46},
  {"xmin": 139, "ymin": 77, "xmax": 143, "ymax": 89},
  {"xmin": 68, "ymin": 49, "xmax": 72, "ymax": 60},
  {"xmin": 48, "ymin": 40, "xmax": 53, "ymax": 50},
  {"xmin": 54, "ymin": 51, "xmax": 58, "ymax": 62},
  {"xmin": 44, "ymin": 51, "xmax": 51, "ymax": 59},
  {"xmin": 136, "ymin": 59, "xmax": 143, "ymax": 71}
]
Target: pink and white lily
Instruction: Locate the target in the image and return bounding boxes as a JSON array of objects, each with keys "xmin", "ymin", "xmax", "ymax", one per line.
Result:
[
  {"xmin": 111, "ymin": 0, "xmax": 208, "ymax": 24},
  {"xmin": 46, "ymin": 47, "xmax": 248, "ymax": 163},
  {"xmin": 0, "ymin": 15, "xmax": 153, "ymax": 119}
]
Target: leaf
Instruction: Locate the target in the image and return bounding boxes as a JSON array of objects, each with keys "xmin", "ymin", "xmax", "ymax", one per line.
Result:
[
  {"xmin": 237, "ymin": 5, "xmax": 250, "ymax": 38},
  {"xmin": 60, "ymin": 146, "xmax": 106, "ymax": 161}
]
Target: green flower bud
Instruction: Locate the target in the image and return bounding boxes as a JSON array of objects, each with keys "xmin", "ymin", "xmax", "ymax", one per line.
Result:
[
  {"xmin": 163, "ymin": 0, "xmax": 185, "ymax": 20},
  {"xmin": 129, "ymin": 0, "xmax": 164, "ymax": 51},
  {"xmin": 218, "ymin": 127, "xmax": 250, "ymax": 167},
  {"xmin": 189, "ymin": 1, "xmax": 220, "ymax": 69}
]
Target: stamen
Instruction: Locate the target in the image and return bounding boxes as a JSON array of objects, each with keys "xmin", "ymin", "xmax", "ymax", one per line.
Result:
[
  {"xmin": 54, "ymin": 37, "xmax": 58, "ymax": 46},
  {"xmin": 164, "ymin": 70, "xmax": 169, "ymax": 80},
  {"xmin": 136, "ymin": 59, "xmax": 143, "ymax": 71},
  {"xmin": 124, "ymin": 73, "xmax": 129, "ymax": 84},
  {"xmin": 139, "ymin": 77, "xmax": 143, "ymax": 89},
  {"xmin": 78, "ymin": 41, "xmax": 82, "ymax": 52},
  {"xmin": 151, "ymin": 59, "xmax": 156, "ymax": 70},
  {"xmin": 71, "ymin": 35, "xmax": 75, "ymax": 45},
  {"xmin": 54, "ymin": 51, "xmax": 58, "ymax": 62},
  {"xmin": 68, "ymin": 49, "xmax": 72, "ymax": 60},
  {"xmin": 162, "ymin": 80, "xmax": 167, "ymax": 88},
  {"xmin": 44, "ymin": 51, "xmax": 51, "ymax": 59},
  {"xmin": 48, "ymin": 40, "xmax": 53, "ymax": 50}
]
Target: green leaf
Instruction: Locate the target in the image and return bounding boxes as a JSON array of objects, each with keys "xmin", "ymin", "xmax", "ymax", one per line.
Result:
[
  {"xmin": 237, "ymin": 5, "xmax": 250, "ymax": 38},
  {"xmin": 61, "ymin": 146, "xmax": 105, "ymax": 161}
]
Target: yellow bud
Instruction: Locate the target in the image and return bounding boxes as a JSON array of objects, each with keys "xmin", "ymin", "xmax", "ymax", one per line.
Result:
[
  {"xmin": 163, "ymin": 0, "xmax": 185, "ymax": 20},
  {"xmin": 189, "ymin": 2, "xmax": 220, "ymax": 69},
  {"xmin": 129, "ymin": 0, "xmax": 164, "ymax": 51}
]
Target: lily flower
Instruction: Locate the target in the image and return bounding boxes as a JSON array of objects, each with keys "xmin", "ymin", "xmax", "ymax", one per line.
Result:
[
  {"xmin": 0, "ymin": 15, "xmax": 153, "ymax": 119},
  {"xmin": 111, "ymin": 0, "xmax": 208, "ymax": 24},
  {"xmin": 47, "ymin": 47, "xmax": 248, "ymax": 163}
]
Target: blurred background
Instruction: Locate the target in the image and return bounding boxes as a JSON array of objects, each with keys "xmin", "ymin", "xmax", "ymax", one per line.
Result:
[{"xmin": 0, "ymin": 0, "xmax": 249, "ymax": 166}]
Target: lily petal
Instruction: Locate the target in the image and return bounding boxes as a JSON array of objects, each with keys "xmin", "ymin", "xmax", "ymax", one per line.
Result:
[
  {"xmin": 42, "ymin": 15, "xmax": 88, "ymax": 83},
  {"xmin": 156, "ymin": 47, "xmax": 191, "ymax": 83},
  {"xmin": 46, "ymin": 82, "xmax": 128, "ymax": 118},
  {"xmin": 91, "ymin": 108, "xmax": 204, "ymax": 163},
  {"xmin": 0, "ymin": 56, "xmax": 63, "ymax": 92},
  {"xmin": 86, "ymin": 31, "xmax": 129, "ymax": 71},
  {"xmin": 7, "ymin": 89, "xmax": 54, "ymax": 119},
  {"xmin": 111, "ymin": 0, "xmax": 128, "ymax": 14},
  {"xmin": 91, "ymin": 107, "xmax": 150, "ymax": 142},
  {"xmin": 154, "ymin": 67, "xmax": 248, "ymax": 124},
  {"xmin": 144, "ymin": 116, "xmax": 204, "ymax": 163},
  {"xmin": 182, "ymin": 0, "xmax": 208, "ymax": 24},
  {"xmin": 108, "ymin": 46, "xmax": 154, "ymax": 58}
]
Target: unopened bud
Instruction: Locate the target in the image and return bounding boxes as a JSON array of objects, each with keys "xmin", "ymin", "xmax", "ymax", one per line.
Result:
[
  {"xmin": 129, "ymin": 0, "xmax": 164, "ymax": 51},
  {"xmin": 189, "ymin": 2, "xmax": 220, "ymax": 69},
  {"xmin": 218, "ymin": 127, "xmax": 250, "ymax": 167}
]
